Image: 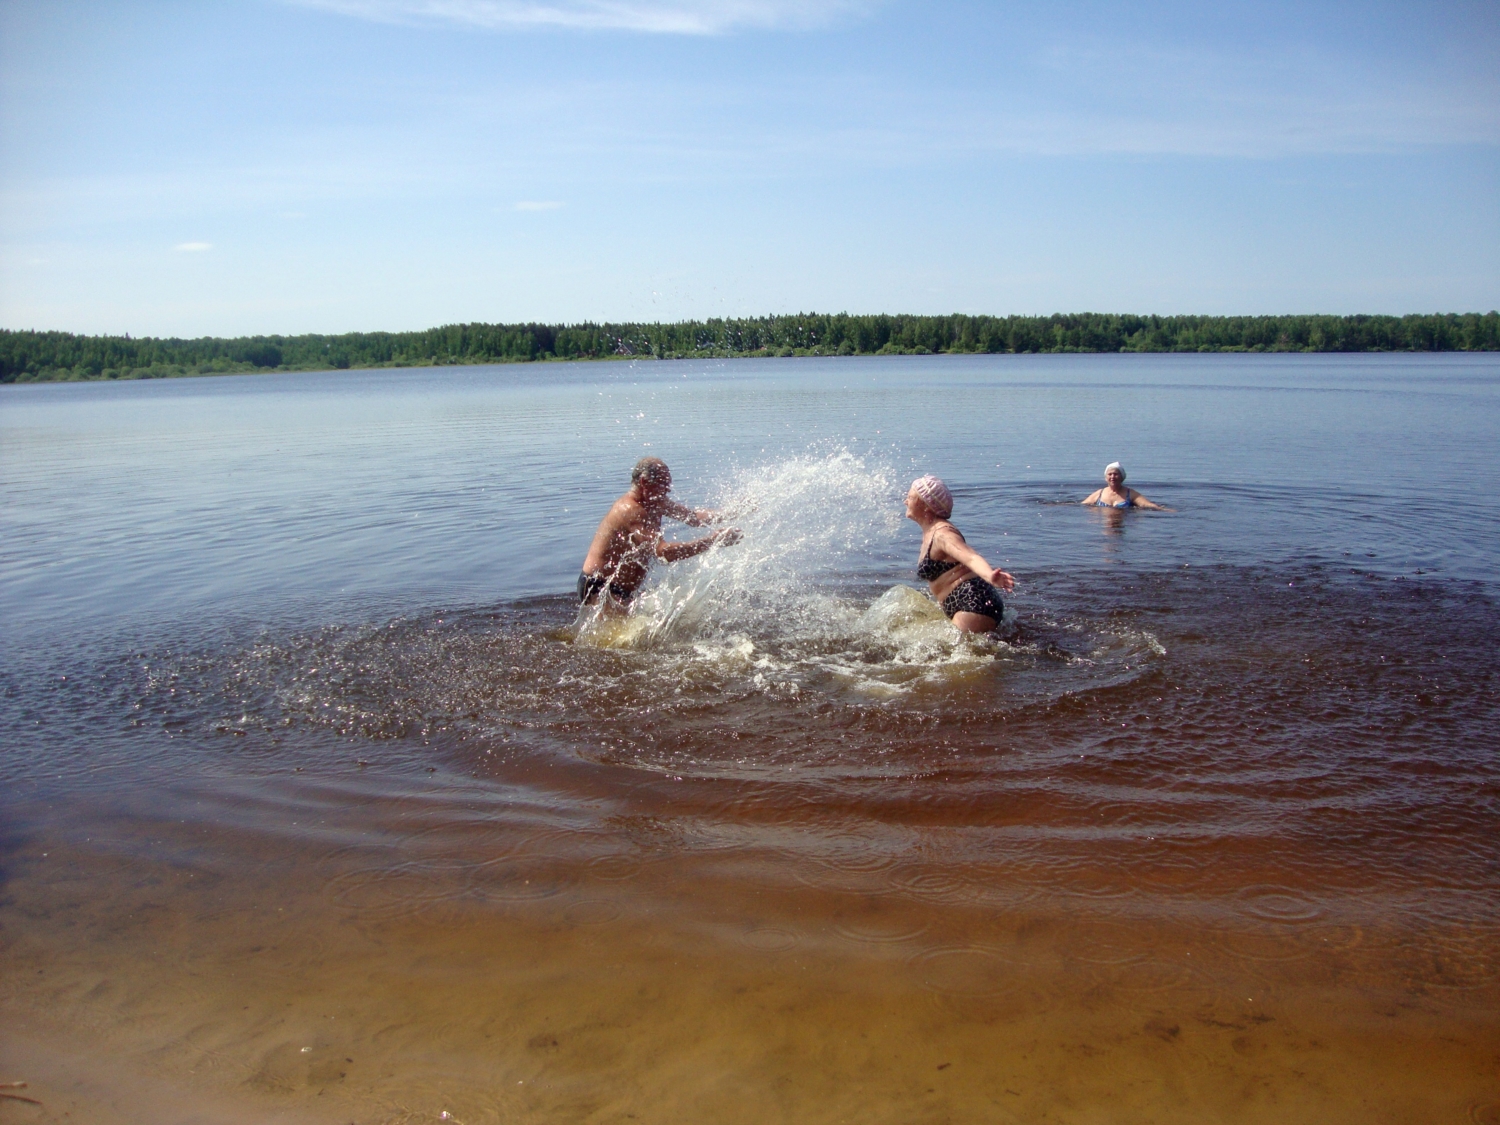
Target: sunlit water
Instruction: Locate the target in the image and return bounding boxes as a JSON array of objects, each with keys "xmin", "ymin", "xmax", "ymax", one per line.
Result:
[{"xmin": 2, "ymin": 354, "xmax": 1498, "ymax": 1124}]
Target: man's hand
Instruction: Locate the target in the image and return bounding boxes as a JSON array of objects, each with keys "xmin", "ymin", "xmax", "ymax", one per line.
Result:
[{"xmin": 657, "ymin": 526, "xmax": 742, "ymax": 562}]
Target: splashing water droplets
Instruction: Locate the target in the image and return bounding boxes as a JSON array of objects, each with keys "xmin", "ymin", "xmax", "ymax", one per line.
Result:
[
  {"xmin": 571, "ymin": 450, "xmax": 993, "ymax": 692},
  {"xmin": 651, "ymin": 449, "xmax": 902, "ymax": 635}
]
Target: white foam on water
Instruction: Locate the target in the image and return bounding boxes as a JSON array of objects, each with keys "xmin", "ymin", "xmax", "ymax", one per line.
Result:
[
  {"xmin": 570, "ymin": 450, "xmax": 1023, "ymax": 694},
  {"xmin": 650, "ymin": 447, "xmax": 903, "ymax": 636}
]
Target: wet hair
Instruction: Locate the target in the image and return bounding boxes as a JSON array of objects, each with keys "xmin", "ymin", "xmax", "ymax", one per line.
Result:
[
  {"xmin": 1105, "ymin": 462, "xmax": 1126, "ymax": 481},
  {"xmin": 631, "ymin": 456, "xmax": 670, "ymax": 487},
  {"xmin": 910, "ymin": 475, "xmax": 953, "ymax": 519}
]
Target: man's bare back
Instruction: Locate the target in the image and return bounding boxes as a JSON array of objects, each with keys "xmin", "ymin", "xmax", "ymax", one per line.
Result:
[{"xmin": 578, "ymin": 457, "xmax": 740, "ymax": 608}]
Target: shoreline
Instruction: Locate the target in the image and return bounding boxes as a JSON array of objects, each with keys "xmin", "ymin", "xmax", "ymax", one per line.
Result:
[
  {"xmin": 5, "ymin": 340, "xmax": 1499, "ymax": 386},
  {"xmin": 5, "ymin": 311, "xmax": 1497, "ymax": 384}
]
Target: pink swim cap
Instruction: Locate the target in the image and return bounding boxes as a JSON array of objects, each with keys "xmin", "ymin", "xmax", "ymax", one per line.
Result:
[{"xmin": 910, "ymin": 475, "xmax": 953, "ymax": 519}]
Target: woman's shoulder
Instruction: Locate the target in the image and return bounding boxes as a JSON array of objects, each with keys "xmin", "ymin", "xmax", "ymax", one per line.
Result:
[{"xmin": 933, "ymin": 520, "xmax": 965, "ymax": 541}]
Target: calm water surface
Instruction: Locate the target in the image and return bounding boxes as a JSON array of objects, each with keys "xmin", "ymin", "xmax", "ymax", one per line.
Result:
[{"xmin": 2, "ymin": 354, "xmax": 1498, "ymax": 1124}]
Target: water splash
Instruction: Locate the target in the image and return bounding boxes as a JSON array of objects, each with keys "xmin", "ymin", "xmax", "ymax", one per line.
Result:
[
  {"xmin": 570, "ymin": 450, "xmax": 1026, "ymax": 694},
  {"xmin": 56, "ymin": 451, "xmax": 1174, "ymax": 781},
  {"xmin": 576, "ymin": 449, "xmax": 898, "ymax": 641},
  {"xmin": 650, "ymin": 448, "xmax": 903, "ymax": 638}
]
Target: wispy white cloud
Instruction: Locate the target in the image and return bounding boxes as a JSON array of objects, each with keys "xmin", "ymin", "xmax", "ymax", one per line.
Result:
[
  {"xmin": 285, "ymin": 0, "xmax": 868, "ymax": 34},
  {"xmin": 514, "ymin": 200, "xmax": 563, "ymax": 210},
  {"xmin": 173, "ymin": 241, "xmax": 213, "ymax": 252}
]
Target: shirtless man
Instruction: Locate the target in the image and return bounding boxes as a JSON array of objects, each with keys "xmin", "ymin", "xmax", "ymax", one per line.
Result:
[{"xmin": 578, "ymin": 457, "xmax": 741, "ymax": 609}]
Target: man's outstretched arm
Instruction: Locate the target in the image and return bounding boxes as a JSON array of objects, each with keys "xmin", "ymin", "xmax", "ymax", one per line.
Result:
[
  {"xmin": 662, "ymin": 499, "xmax": 723, "ymax": 527},
  {"xmin": 656, "ymin": 527, "xmax": 741, "ymax": 562}
]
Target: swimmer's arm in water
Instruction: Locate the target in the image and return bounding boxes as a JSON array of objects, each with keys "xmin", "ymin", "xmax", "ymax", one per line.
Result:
[
  {"xmin": 1080, "ymin": 487, "xmax": 1172, "ymax": 511},
  {"xmin": 1127, "ymin": 490, "xmax": 1172, "ymax": 511},
  {"xmin": 933, "ymin": 528, "xmax": 1015, "ymax": 592},
  {"xmin": 655, "ymin": 526, "xmax": 742, "ymax": 562}
]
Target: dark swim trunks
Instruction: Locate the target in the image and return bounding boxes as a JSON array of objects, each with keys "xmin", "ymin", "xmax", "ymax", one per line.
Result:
[
  {"xmin": 578, "ymin": 572, "xmax": 636, "ymax": 605},
  {"xmin": 940, "ymin": 576, "xmax": 1004, "ymax": 622}
]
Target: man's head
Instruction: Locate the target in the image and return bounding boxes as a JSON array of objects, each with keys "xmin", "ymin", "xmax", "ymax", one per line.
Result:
[{"xmin": 631, "ymin": 456, "xmax": 672, "ymax": 498}]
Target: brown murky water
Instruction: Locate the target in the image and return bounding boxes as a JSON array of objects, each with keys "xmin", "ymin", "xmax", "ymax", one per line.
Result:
[{"xmin": 4, "ymin": 570, "xmax": 1498, "ymax": 1124}]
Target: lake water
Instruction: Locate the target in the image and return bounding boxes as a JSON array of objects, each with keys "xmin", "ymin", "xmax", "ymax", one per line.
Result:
[{"xmin": 2, "ymin": 354, "xmax": 1498, "ymax": 1124}]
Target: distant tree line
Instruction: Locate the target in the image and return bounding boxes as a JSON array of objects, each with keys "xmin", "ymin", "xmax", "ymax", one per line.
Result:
[{"xmin": 3, "ymin": 311, "xmax": 1497, "ymax": 383}]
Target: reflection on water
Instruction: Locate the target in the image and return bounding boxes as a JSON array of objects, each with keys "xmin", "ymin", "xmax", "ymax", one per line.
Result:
[
  {"xmin": 3, "ymin": 357, "xmax": 1499, "ymax": 1122},
  {"xmin": 1093, "ymin": 503, "xmax": 1128, "ymax": 541}
]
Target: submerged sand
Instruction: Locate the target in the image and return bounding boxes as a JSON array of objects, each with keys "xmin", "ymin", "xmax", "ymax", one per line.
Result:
[{"xmin": 3, "ymin": 778, "xmax": 1495, "ymax": 1125}]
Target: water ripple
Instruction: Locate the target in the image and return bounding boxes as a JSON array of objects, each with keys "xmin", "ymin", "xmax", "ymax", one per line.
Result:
[
  {"xmin": 739, "ymin": 927, "xmax": 799, "ymax": 952},
  {"xmin": 467, "ymin": 857, "xmax": 569, "ymax": 902},
  {"xmin": 908, "ymin": 946, "xmax": 1025, "ymax": 997},
  {"xmin": 831, "ymin": 912, "xmax": 930, "ymax": 946},
  {"xmin": 1234, "ymin": 884, "xmax": 1327, "ymax": 924},
  {"xmin": 325, "ymin": 865, "xmax": 459, "ymax": 917}
]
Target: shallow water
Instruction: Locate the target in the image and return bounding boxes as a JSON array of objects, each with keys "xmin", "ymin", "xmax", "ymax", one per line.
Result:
[{"xmin": 2, "ymin": 354, "xmax": 1498, "ymax": 1123}]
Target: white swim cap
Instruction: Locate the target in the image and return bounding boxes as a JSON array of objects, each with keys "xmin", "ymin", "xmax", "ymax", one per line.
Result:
[
  {"xmin": 1105, "ymin": 462, "xmax": 1126, "ymax": 481},
  {"xmin": 910, "ymin": 475, "xmax": 953, "ymax": 518}
]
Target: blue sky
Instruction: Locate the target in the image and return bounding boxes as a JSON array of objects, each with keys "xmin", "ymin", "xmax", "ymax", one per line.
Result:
[{"xmin": 1, "ymin": 0, "xmax": 1496, "ymax": 335}]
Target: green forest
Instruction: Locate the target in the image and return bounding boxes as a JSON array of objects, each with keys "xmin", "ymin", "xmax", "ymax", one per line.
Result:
[{"xmin": 3, "ymin": 311, "xmax": 1497, "ymax": 383}]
